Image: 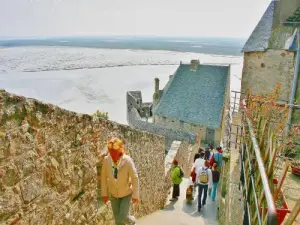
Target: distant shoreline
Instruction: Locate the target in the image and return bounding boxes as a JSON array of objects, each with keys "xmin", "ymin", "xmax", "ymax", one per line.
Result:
[{"xmin": 0, "ymin": 36, "xmax": 245, "ymax": 56}]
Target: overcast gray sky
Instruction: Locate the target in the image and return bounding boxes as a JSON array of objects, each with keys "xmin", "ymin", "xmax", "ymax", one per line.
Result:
[{"xmin": 0, "ymin": 0, "xmax": 271, "ymax": 38}]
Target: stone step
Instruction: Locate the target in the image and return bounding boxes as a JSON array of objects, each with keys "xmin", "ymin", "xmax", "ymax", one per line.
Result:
[{"xmin": 137, "ymin": 178, "xmax": 219, "ymax": 225}]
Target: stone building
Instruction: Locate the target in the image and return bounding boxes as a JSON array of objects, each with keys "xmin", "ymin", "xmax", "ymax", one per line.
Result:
[
  {"xmin": 241, "ymin": 0, "xmax": 298, "ymax": 101},
  {"xmin": 127, "ymin": 60, "xmax": 230, "ymax": 147},
  {"xmin": 152, "ymin": 60, "xmax": 231, "ymax": 146},
  {"xmin": 241, "ymin": 0, "xmax": 299, "ymax": 124},
  {"xmin": 127, "ymin": 91, "xmax": 152, "ymax": 120}
]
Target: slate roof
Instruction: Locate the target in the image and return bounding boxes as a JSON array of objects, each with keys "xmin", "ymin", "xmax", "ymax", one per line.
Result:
[
  {"xmin": 242, "ymin": 0, "xmax": 297, "ymax": 53},
  {"xmin": 153, "ymin": 64, "xmax": 229, "ymax": 129},
  {"xmin": 285, "ymin": 7, "xmax": 300, "ymax": 24}
]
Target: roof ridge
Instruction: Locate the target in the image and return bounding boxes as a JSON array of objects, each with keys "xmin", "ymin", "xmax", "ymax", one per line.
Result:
[{"xmin": 242, "ymin": 1, "xmax": 276, "ymax": 53}]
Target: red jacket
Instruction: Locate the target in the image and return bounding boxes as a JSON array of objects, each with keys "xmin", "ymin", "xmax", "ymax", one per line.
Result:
[{"xmin": 190, "ymin": 167, "xmax": 196, "ymax": 183}]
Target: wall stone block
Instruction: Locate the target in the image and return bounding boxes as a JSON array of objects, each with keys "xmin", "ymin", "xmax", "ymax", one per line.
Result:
[
  {"xmin": 0, "ymin": 189, "xmax": 21, "ymax": 221},
  {"xmin": 15, "ymin": 150, "xmax": 37, "ymax": 178},
  {"xmin": 20, "ymin": 173, "xmax": 43, "ymax": 204},
  {"xmin": 2, "ymin": 164, "xmax": 20, "ymax": 187}
]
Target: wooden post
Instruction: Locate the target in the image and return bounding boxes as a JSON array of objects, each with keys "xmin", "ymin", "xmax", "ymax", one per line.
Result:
[
  {"xmin": 233, "ymin": 91, "xmax": 237, "ymax": 112},
  {"xmin": 236, "ymin": 126, "xmax": 239, "ymax": 149},
  {"xmin": 274, "ymin": 161, "xmax": 291, "ymax": 201},
  {"xmin": 284, "ymin": 200, "xmax": 300, "ymax": 225}
]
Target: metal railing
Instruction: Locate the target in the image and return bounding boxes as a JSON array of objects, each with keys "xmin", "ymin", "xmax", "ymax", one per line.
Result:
[
  {"xmin": 228, "ymin": 91, "xmax": 278, "ymax": 225},
  {"xmin": 239, "ymin": 111, "xmax": 278, "ymax": 225},
  {"xmin": 224, "ymin": 91, "xmax": 243, "ymax": 151}
]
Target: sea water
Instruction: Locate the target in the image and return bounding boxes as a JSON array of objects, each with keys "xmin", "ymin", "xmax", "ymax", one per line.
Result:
[{"xmin": 0, "ymin": 46, "xmax": 243, "ymax": 124}]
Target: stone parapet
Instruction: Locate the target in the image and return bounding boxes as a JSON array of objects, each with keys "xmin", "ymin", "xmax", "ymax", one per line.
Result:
[{"xmin": 0, "ymin": 89, "xmax": 189, "ymax": 224}]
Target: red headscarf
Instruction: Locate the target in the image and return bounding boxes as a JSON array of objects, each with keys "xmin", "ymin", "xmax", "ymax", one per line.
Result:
[{"xmin": 107, "ymin": 138, "xmax": 124, "ymax": 162}]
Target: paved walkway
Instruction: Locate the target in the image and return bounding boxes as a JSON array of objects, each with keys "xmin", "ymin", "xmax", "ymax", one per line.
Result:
[{"xmin": 137, "ymin": 179, "xmax": 219, "ymax": 225}]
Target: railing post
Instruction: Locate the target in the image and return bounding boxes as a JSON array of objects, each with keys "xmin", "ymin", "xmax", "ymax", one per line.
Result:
[{"xmin": 233, "ymin": 91, "xmax": 237, "ymax": 113}]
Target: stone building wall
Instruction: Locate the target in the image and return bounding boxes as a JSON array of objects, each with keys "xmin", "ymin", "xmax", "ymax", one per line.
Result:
[
  {"xmin": 0, "ymin": 90, "xmax": 195, "ymax": 225},
  {"xmin": 241, "ymin": 50, "xmax": 295, "ymax": 101},
  {"xmin": 154, "ymin": 115, "xmax": 206, "ymax": 140},
  {"xmin": 127, "ymin": 108, "xmax": 196, "ymax": 145},
  {"xmin": 154, "ymin": 115, "xmax": 224, "ymax": 146}
]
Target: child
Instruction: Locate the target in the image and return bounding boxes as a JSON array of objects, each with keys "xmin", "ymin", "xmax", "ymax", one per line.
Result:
[
  {"xmin": 191, "ymin": 167, "xmax": 197, "ymax": 184},
  {"xmin": 210, "ymin": 162, "xmax": 220, "ymax": 201},
  {"xmin": 186, "ymin": 185, "xmax": 194, "ymax": 203},
  {"xmin": 170, "ymin": 159, "xmax": 183, "ymax": 201}
]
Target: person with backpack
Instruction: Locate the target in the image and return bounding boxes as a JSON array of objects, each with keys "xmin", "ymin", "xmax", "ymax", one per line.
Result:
[
  {"xmin": 196, "ymin": 160, "xmax": 212, "ymax": 212},
  {"xmin": 194, "ymin": 151, "xmax": 205, "ymax": 171},
  {"xmin": 101, "ymin": 138, "xmax": 139, "ymax": 225},
  {"xmin": 170, "ymin": 159, "xmax": 184, "ymax": 201},
  {"xmin": 210, "ymin": 162, "xmax": 220, "ymax": 201}
]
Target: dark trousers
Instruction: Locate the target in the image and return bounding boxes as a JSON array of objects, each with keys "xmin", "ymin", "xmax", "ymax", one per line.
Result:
[
  {"xmin": 198, "ymin": 184, "xmax": 208, "ymax": 209},
  {"xmin": 172, "ymin": 184, "xmax": 180, "ymax": 198}
]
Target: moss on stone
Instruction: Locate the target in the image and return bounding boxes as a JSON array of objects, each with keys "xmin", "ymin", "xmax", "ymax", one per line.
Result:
[
  {"xmin": 0, "ymin": 105, "xmax": 27, "ymax": 126},
  {"xmin": 36, "ymin": 102, "xmax": 49, "ymax": 115}
]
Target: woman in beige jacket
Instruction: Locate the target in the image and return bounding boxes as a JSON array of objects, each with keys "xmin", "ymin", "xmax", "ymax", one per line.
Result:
[{"xmin": 101, "ymin": 138, "xmax": 139, "ymax": 225}]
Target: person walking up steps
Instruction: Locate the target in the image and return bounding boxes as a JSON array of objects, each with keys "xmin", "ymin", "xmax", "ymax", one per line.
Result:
[
  {"xmin": 210, "ymin": 162, "xmax": 220, "ymax": 201},
  {"xmin": 170, "ymin": 159, "xmax": 184, "ymax": 201},
  {"xmin": 204, "ymin": 147, "xmax": 211, "ymax": 161},
  {"xmin": 210, "ymin": 146, "xmax": 223, "ymax": 168},
  {"xmin": 101, "ymin": 138, "xmax": 139, "ymax": 225},
  {"xmin": 196, "ymin": 160, "xmax": 212, "ymax": 212}
]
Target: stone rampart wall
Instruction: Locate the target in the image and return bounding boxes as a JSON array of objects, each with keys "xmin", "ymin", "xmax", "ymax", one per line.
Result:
[{"xmin": 0, "ymin": 90, "xmax": 195, "ymax": 225}]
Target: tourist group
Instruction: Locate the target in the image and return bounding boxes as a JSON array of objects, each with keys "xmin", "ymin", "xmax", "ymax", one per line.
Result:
[{"xmin": 170, "ymin": 143, "xmax": 223, "ymax": 212}]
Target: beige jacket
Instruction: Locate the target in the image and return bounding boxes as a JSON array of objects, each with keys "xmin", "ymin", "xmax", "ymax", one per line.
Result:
[{"xmin": 101, "ymin": 154, "xmax": 139, "ymax": 200}]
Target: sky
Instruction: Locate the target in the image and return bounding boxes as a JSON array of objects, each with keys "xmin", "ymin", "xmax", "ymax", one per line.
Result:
[{"xmin": 0, "ymin": 0, "xmax": 272, "ymax": 39}]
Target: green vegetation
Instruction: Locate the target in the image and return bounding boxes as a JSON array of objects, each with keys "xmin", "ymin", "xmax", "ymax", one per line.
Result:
[
  {"xmin": 72, "ymin": 191, "xmax": 85, "ymax": 202},
  {"xmin": 92, "ymin": 110, "xmax": 109, "ymax": 120}
]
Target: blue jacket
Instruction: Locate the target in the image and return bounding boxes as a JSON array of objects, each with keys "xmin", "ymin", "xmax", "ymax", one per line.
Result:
[{"xmin": 213, "ymin": 152, "xmax": 223, "ymax": 167}]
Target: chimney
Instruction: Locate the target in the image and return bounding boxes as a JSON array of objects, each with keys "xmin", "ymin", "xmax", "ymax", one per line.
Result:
[
  {"xmin": 190, "ymin": 59, "xmax": 200, "ymax": 71},
  {"xmin": 153, "ymin": 78, "xmax": 160, "ymax": 105},
  {"xmin": 155, "ymin": 77, "xmax": 160, "ymax": 94}
]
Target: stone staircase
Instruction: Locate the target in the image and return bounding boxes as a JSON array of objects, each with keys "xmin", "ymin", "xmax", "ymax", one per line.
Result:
[{"xmin": 137, "ymin": 178, "xmax": 219, "ymax": 225}]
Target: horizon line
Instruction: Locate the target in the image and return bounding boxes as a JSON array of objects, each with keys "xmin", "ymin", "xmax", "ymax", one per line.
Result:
[{"xmin": 0, "ymin": 35, "xmax": 247, "ymax": 41}]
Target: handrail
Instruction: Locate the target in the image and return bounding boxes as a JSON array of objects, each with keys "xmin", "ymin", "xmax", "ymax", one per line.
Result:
[
  {"xmin": 242, "ymin": 99, "xmax": 278, "ymax": 225},
  {"xmin": 245, "ymin": 116, "xmax": 278, "ymax": 225}
]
